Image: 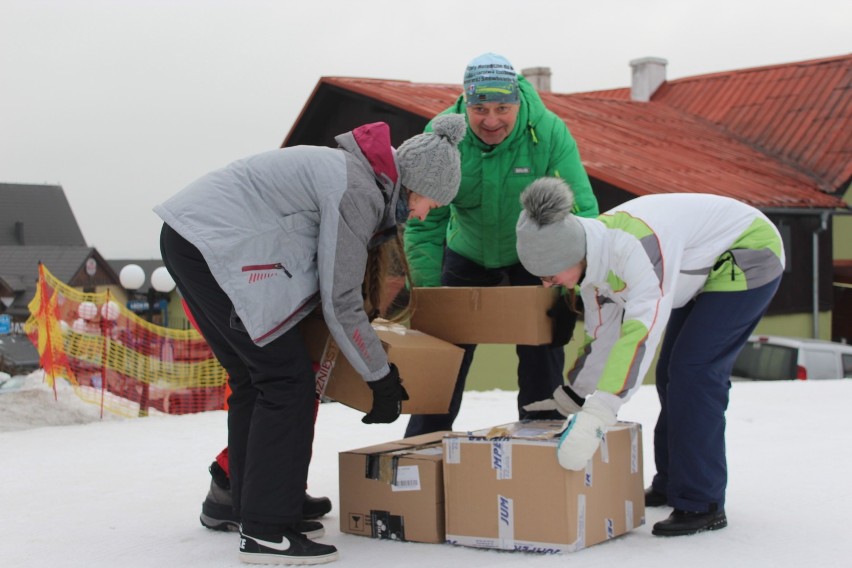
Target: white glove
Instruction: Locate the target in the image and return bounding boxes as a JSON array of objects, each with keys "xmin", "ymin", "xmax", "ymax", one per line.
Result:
[
  {"xmin": 556, "ymin": 397, "xmax": 617, "ymax": 471},
  {"xmin": 523, "ymin": 385, "xmax": 584, "ymax": 417}
]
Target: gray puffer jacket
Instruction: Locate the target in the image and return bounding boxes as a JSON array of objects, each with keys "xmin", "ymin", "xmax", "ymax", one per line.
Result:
[{"xmin": 153, "ymin": 122, "xmax": 400, "ymax": 382}]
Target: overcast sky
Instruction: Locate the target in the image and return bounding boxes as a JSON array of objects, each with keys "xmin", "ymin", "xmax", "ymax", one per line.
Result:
[{"xmin": 2, "ymin": 0, "xmax": 850, "ymax": 259}]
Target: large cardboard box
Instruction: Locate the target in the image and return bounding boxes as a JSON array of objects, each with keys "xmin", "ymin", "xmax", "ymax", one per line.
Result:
[
  {"xmin": 300, "ymin": 316, "xmax": 463, "ymax": 414},
  {"xmin": 339, "ymin": 432, "xmax": 449, "ymax": 543},
  {"xmin": 443, "ymin": 420, "xmax": 644, "ymax": 553},
  {"xmin": 410, "ymin": 286, "xmax": 560, "ymax": 345}
]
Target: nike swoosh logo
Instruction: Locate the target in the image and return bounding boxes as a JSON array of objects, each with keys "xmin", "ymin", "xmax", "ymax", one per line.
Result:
[{"xmin": 245, "ymin": 535, "xmax": 291, "ymax": 552}]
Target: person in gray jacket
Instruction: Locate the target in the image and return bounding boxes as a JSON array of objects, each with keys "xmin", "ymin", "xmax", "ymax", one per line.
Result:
[{"xmin": 154, "ymin": 114, "xmax": 465, "ymax": 565}]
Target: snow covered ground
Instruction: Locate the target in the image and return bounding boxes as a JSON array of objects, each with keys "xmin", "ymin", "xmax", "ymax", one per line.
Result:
[{"xmin": 2, "ymin": 371, "xmax": 851, "ymax": 567}]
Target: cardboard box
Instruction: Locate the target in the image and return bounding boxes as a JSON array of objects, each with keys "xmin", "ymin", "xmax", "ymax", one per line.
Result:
[
  {"xmin": 443, "ymin": 420, "xmax": 644, "ymax": 553},
  {"xmin": 410, "ymin": 286, "xmax": 560, "ymax": 345},
  {"xmin": 300, "ymin": 316, "xmax": 463, "ymax": 414},
  {"xmin": 339, "ymin": 432, "xmax": 449, "ymax": 543}
]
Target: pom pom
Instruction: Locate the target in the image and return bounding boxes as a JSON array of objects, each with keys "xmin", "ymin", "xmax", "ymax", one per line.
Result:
[
  {"xmin": 520, "ymin": 177, "xmax": 575, "ymax": 227},
  {"xmin": 431, "ymin": 114, "xmax": 467, "ymax": 146}
]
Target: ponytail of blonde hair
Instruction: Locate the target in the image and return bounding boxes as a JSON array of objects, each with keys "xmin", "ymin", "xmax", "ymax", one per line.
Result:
[{"xmin": 362, "ymin": 227, "xmax": 415, "ymax": 323}]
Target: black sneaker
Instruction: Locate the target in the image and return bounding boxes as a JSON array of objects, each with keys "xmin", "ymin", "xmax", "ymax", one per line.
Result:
[
  {"xmin": 652, "ymin": 508, "xmax": 728, "ymax": 536},
  {"xmin": 239, "ymin": 527, "xmax": 339, "ymax": 565},
  {"xmin": 644, "ymin": 486, "xmax": 668, "ymax": 507}
]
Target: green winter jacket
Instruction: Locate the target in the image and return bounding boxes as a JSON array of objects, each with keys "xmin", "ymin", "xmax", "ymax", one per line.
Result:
[{"xmin": 404, "ymin": 75, "xmax": 598, "ymax": 286}]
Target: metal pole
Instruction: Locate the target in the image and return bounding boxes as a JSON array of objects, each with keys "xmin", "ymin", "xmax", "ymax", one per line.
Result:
[
  {"xmin": 812, "ymin": 212, "xmax": 829, "ymax": 339},
  {"xmin": 137, "ymin": 287, "xmax": 156, "ymax": 417}
]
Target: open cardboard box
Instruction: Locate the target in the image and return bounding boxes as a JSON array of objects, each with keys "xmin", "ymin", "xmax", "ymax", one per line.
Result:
[
  {"xmin": 338, "ymin": 432, "xmax": 450, "ymax": 543},
  {"xmin": 410, "ymin": 286, "xmax": 560, "ymax": 345},
  {"xmin": 443, "ymin": 420, "xmax": 645, "ymax": 553},
  {"xmin": 300, "ymin": 316, "xmax": 463, "ymax": 414}
]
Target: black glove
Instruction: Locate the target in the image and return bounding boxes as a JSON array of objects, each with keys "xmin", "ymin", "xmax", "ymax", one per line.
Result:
[
  {"xmin": 362, "ymin": 364, "xmax": 410, "ymax": 424},
  {"xmin": 547, "ymin": 296, "xmax": 578, "ymax": 347}
]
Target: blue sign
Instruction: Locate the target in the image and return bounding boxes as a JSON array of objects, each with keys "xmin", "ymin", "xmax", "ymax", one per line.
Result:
[
  {"xmin": 0, "ymin": 314, "xmax": 10, "ymax": 334},
  {"xmin": 127, "ymin": 300, "xmax": 150, "ymax": 312},
  {"xmin": 127, "ymin": 299, "xmax": 169, "ymax": 313}
]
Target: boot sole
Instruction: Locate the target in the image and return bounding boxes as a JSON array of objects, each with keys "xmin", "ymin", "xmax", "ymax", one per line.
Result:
[
  {"xmin": 200, "ymin": 513, "xmax": 325, "ymax": 539},
  {"xmin": 652, "ymin": 517, "xmax": 728, "ymax": 536},
  {"xmin": 239, "ymin": 550, "xmax": 339, "ymax": 565},
  {"xmin": 200, "ymin": 512, "xmax": 239, "ymax": 532}
]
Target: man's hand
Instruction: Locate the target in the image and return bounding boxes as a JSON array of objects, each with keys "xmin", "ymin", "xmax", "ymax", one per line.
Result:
[
  {"xmin": 523, "ymin": 385, "xmax": 584, "ymax": 417},
  {"xmin": 362, "ymin": 364, "xmax": 410, "ymax": 424},
  {"xmin": 548, "ymin": 296, "xmax": 577, "ymax": 347},
  {"xmin": 556, "ymin": 397, "xmax": 616, "ymax": 470}
]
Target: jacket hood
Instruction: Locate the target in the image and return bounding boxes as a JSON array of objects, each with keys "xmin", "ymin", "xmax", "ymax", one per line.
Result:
[
  {"xmin": 335, "ymin": 121, "xmax": 401, "ymax": 242},
  {"xmin": 336, "ymin": 122, "xmax": 399, "ymax": 185}
]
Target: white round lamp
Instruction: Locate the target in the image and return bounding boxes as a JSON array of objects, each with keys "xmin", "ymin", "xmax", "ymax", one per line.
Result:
[
  {"xmin": 151, "ymin": 267, "xmax": 176, "ymax": 293},
  {"xmin": 119, "ymin": 264, "xmax": 146, "ymax": 291}
]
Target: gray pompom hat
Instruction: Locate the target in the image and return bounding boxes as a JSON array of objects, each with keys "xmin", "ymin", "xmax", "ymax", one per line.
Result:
[
  {"xmin": 397, "ymin": 114, "xmax": 466, "ymax": 206},
  {"xmin": 516, "ymin": 177, "xmax": 587, "ymax": 276}
]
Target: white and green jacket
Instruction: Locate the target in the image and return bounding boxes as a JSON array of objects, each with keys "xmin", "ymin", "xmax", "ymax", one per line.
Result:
[{"xmin": 570, "ymin": 193, "xmax": 785, "ymax": 414}]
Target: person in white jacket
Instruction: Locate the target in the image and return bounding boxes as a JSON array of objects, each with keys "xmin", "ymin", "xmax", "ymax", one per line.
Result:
[
  {"xmin": 516, "ymin": 177, "xmax": 784, "ymax": 537},
  {"xmin": 155, "ymin": 115, "xmax": 465, "ymax": 564}
]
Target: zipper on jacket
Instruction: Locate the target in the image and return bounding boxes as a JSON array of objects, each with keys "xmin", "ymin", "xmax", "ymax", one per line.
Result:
[{"xmin": 242, "ymin": 263, "xmax": 292, "ymax": 278}]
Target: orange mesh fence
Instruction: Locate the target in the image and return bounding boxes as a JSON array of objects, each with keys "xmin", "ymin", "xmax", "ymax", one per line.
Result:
[{"xmin": 24, "ymin": 264, "xmax": 228, "ymax": 418}]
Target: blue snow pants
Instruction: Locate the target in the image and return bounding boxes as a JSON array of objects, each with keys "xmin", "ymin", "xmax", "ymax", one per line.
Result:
[{"xmin": 651, "ymin": 276, "xmax": 781, "ymax": 512}]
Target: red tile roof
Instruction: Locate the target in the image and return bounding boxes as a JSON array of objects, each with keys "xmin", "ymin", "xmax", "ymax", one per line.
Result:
[
  {"xmin": 582, "ymin": 54, "xmax": 852, "ymax": 196},
  {"xmin": 318, "ymin": 54, "xmax": 851, "ymax": 209}
]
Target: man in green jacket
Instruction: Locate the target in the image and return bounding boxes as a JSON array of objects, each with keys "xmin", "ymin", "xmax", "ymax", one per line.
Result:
[{"xmin": 404, "ymin": 53, "xmax": 599, "ymax": 436}]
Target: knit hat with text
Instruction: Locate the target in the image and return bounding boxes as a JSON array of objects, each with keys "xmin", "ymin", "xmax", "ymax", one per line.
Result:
[
  {"xmin": 397, "ymin": 114, "xmax": 466, "ymax": 205},
  {"xmin": 516, "ymin": 177, "xmax": 587, "ymax": 276},
  {"xmin": 463, "ymin": 52, "xmax": 520, "ymax": 106}
]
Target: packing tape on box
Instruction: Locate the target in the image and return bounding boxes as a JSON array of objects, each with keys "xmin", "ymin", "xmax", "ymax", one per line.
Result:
[
  {"xmin": 497, "ymin": 494, "xmax": 514, "ymax": 548},
  {"xmin": 630, "ymin": 425, "xmax": 640, "ymax": 474},
  {"xmin": 600, "ymin": 431, "xmax": 610, "ymax": 464},
  {"xmin": 625, "ymin": 500, "xmax": 634, "ymax": 531},
  {"xmin": 371, "ymin": 319, "xmax": 414, "ymax": 336},
  {"xmin": 365, "ymin": 452, "xmax": 401, "ymax": 485},
  {"xmin": 484, "ymin": 423, "xmax": 561, "ymax": 440},
  {"xmin": 365, "ymin": 442, "xmax": 442, "ymax": 485},
  {"xmin": 470, "ymin": 288, "xmax": 481, "ymax": 311}
]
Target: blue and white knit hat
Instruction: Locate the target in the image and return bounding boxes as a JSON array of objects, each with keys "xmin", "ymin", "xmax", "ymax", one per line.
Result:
[{"xmin": 463, "ymin": 52, "xmax": 520, "ymax": 106}]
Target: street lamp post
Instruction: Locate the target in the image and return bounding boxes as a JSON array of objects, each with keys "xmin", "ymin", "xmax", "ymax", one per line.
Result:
[
  {"xmin": 150, "ymin": 267, "xmax": 176, "ymax": 327},
  {"xmin": 118, "ymin": 264, "xmax": 175, "ymax": 417}
]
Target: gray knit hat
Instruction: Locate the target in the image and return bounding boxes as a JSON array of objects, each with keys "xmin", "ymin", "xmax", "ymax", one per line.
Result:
[
  {"xmin": 397, "ymin": 114, "xmax": 466, "ymax": 206},
  {"xmin": 516, "ymin": 177, "xmax": 587, "ymax": 277}
]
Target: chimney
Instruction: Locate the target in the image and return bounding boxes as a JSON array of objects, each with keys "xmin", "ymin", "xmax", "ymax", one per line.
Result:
[
  {"xmin": 629, "ymin": 57, "xmax": 668, "ymax": 102},
  {"xmin": 521, "ymin": 66, "xmax": 552, "ymax": 92},
  {"xmin": 14, "ymin": 221, "xmax": 25, "ymax": 245}
]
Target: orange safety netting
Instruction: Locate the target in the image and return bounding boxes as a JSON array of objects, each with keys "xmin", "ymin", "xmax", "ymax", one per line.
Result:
[{"xmin": 24, "ymin": 264, "xmax": 228, "ymax": 418}]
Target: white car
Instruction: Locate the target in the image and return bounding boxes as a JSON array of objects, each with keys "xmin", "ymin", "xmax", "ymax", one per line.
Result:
[{"xmin": 732, "ymin": 335, "xmax": 852, "ymax": 381}]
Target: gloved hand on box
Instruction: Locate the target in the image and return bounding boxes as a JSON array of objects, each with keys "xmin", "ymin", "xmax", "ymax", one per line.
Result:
[
  {"xmin": 362, "ymin": 364, "xmax": 409, "ymax": 424},
  {"xmin": 556, "ymin": 397, "xmax": 617, "ymax": 471},
  {"xmin": 547, "ymin": 295, "xmax": 578, "ymax": 347}
]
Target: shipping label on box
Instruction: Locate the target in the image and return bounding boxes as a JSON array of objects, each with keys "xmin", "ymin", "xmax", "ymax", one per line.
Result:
[
  {"xmin": 443, "ymin": 420, "xmax": 644, "ymax": 553},
  {"xmin": 300, "ymin": 316, "xmax": 463, "ymax": 414},
  {"xmin": 410, "ymin": 286, "xmax": 560, "ymax": 345},
  {"xmin": 339, "ymin": 432, "xmax": 450, "ymax": 544}
]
